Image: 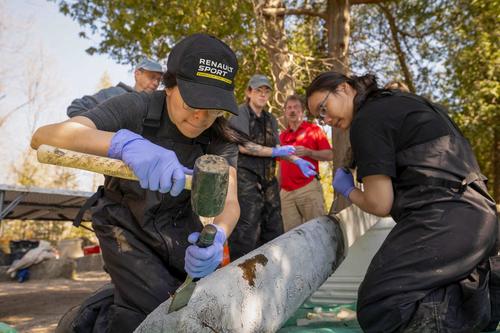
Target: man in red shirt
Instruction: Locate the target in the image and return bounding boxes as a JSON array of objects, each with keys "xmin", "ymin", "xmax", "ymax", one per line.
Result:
[{"xmin": 279, "ymin": 95, "xmax": 333, "ymax": 231}]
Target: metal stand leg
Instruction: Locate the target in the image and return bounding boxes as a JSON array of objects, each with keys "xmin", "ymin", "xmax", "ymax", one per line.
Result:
[{"xmin": 0, "ymin": 190, "xmax": 4, "ymax": 237}]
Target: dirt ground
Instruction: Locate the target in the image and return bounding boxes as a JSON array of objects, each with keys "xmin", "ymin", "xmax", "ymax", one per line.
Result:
[{"xmin": 0, "ymin": 271, "xmax": 110, "ymax": 333}]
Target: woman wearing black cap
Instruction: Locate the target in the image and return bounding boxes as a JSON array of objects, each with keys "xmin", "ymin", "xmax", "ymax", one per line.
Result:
[
  {"xmin": 306, "ymin": 72, "xmax": 498, "ymax": 332},
  {"xmin": 31, "ymin": 33, "xmax": 243, "ymax": 332}
]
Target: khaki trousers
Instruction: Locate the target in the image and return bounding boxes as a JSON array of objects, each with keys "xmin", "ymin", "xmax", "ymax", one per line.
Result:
[{"xmin": 280, "ymin": 178, "xmax": 325, "ymax": 232}]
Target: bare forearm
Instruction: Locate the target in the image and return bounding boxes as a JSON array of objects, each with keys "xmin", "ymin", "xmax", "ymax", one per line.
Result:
[
  {"xmin": 31, "ymin": 117, "xmax": 114, "ymax": 156},
  {"xmin": 309, "ymin": 149, "xmax": 333, "ymax": 161},
  {"xmin": 239, "ymin": 142, "xmax": 273, "ymax": 157},
  {"xmin": 348, "ymin": 176, "xmax": 393, "ymax": 217},
  {"xmin": 348, "ymin": 189, "xmax": 387, "ymax": 216},
  {"xmin": 295, "ymin": 146, "xmax": 333, "ymax": 161},
  {"xmin": 213, "ymin": 199, "xmax": 239, "ymax": 236}
]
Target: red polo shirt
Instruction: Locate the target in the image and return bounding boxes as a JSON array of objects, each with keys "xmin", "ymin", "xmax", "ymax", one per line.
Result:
[{"xmin": 279, "ymin": 121, "xmax": 332, "ymax": 191}]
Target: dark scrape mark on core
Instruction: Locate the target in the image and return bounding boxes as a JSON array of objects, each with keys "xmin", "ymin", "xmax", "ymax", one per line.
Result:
[
  {"xmin": 238, "ymin": 254, "xmax": 268, "ymax": 287},
  {"xmin": 294, "ymin": 229, "xmax": 305, "ymax": 236}
]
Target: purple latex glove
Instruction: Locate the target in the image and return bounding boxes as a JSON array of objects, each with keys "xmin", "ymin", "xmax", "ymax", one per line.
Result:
[
  {"xmin": 108, "ymin": 129, "xmax": 186, "ymax": 196},
  {"xmin": 333, "ymin": 168, "xmax": 355, "ymax": 198},
  {"xmin": 272, "ymin": 145, "xmax": 296, "ymax": 157},
  {"xmin": 185, "ymin": 225, "xmax": 226, "ymax": 278},
  {"xmin": 294, "ymin": 158, "xmax": 317, "ymax": 177}
]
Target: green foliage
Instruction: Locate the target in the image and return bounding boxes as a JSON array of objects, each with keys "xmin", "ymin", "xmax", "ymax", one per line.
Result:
[
  {"xmin": 445, "ymin": 0, "xmax": 499, "ymax": 198},
  {"xmin": 55, "ymin": 0, "xmax": 261, "ymax": 102},
  {"xmin": 52, "ymin": 0, "xmax": 498, "ymax": 198},
  {"xmin": 53, "ymin": 0, "xmax": 326, "ymax": 107}
]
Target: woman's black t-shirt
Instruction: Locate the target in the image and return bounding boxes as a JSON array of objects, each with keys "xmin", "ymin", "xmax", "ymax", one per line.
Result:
[
  {"xmin": 79, "ymin": 91, "xmax": 238, "ymax": 168},
  {"xmin": 350, "ymin": 92, "xmax": 450, "ymax": 181}
]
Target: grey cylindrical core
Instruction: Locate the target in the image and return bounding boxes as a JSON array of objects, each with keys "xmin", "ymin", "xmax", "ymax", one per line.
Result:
[{"xmin": 191, "ymin": 155, "xmax": 229, "ymax": 217}]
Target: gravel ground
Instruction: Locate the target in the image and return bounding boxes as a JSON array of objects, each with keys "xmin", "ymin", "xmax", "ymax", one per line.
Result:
[{"xmin": 0, "ymin": 271, "xmax": 110, "ymax": 333}]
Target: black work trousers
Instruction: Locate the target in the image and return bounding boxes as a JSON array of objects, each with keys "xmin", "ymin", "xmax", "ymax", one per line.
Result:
[
  {"xmin": 357, "ymin": 187, "xmax": 498, "ymax": 333},
  {"xmin": 228, "ymin": 168, "xmax": 284, "ymax": 260},
  {"xmin": 90, "ymin": 196, "xmax": 195, "ymax": 333}
]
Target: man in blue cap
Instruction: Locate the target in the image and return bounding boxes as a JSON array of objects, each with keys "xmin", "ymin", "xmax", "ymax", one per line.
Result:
[
  {"xmin": 67, "ymin": 57, "xmax": 163, "ymax": 117},
  {"xmin": 227, "ymin": 74, "xmax": 317, "ymax": 260}
]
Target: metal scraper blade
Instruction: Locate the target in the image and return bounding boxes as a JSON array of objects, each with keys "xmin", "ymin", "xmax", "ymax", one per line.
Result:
[{"xmin": 167, "ymin": 277, "xmax": 197, "ymax": 313}]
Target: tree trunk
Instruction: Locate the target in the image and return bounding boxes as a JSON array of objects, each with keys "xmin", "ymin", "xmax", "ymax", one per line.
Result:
[
  {"xmin": 327, "ymin": 0, "xmax": 350, "ymax": 73},
  {"xmin": 135, "ymin": 207, "xmax": 381, "ymax": 333},
  {"xmin": 253, "ymin": 0, "xmax": 295, "ymax": 113},
  {"xmin": 326, "ymin": 0, "xmax": 353, "ymax": 213},
  {"xmin": 494, "ymin": 124, "xmax": 500, "ymax": 205}
]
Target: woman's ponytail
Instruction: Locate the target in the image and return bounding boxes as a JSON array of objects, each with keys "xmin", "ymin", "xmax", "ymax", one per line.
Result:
[{"xmin": 349, "ymin": 74, "xmax": 379, "ymax": 111}]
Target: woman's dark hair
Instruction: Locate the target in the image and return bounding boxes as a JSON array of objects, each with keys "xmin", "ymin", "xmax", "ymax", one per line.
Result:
[
  {"xmin": 162, "ymin": 71, "xmax": 177, "ymax": 89},
  {"xmin": 161, "ymin": 71, "xmax": 248, "ymax": 145},
  {"xmin": 306, "ymin": 72, "xmax": 380, "ymax": 111}
]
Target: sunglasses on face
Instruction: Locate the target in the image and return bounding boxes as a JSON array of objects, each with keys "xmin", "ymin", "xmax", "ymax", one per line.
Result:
[{"xmin": 183, "ymin": 102, "xmax": 225, "ymax": 117}]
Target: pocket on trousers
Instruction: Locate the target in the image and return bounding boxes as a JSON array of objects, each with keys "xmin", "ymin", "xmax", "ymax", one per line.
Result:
[{"xmin": 487, "ymin": 255, "xmax": 500, "ymax": 328}]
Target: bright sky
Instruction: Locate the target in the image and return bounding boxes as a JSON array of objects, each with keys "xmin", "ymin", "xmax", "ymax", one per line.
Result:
[{"xmin": 0, "ymin": 0, "xmax": 135, "ymax": 188}]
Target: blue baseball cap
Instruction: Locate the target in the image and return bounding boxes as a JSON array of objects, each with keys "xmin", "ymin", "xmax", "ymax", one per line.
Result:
[
  {"xmin": 248, "ymin": 74, "xmax": 272, "ymax": 89},
  {"xmin": 136, "ymin": 58, "xmax": 163, "ymax": 73}
]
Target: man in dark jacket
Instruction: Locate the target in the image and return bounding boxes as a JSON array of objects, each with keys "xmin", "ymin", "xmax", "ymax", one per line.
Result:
[{"xmin": 67, "ymin": 58, "xmax": 163, "ymax": 117}]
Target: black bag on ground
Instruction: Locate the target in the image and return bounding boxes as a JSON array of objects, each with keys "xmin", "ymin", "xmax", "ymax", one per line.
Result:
[{"xmin": 56, "ymin": 283, "xmax": 114, "ymax": 333}]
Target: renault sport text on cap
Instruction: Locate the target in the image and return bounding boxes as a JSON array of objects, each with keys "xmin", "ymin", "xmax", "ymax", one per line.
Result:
[{"xmin": 167, "ymin": 33, "xmax": 239, "ymax": 115}]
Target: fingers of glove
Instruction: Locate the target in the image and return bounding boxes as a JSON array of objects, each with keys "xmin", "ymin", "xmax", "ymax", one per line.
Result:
[
  {"xmin": 212, "ymin": 225, "xmax": 227, "ymax": 245},
  {"xmin": 139, "ymin": 176, "xmax": 149, "ymax": 190},
  {"xmin": 187, "ymin": 232, "xmax": 200, "ymax": 244},
  {"xmin": 296, "ymin": 160, "xmax": 317, "ymax": 177},
  {"xmin": 185, "ymin": 244, "xmax": 223, "ymax": 277},
  {"xmin": 335, "ymin": 168, "xmax": 351, "ymax": 178},
  {"xmin": 126, "ymin": 159, "xmax": 149, "ymax": 189},
  {"xmin": 189, "ymin": 259, "xmax": 222, "ymax": 278},
  {"xmin": 283, "ymin": 146, "xmax": 296, "ymax": 155},
  {"xmin": 186, "ymin": 262, "xmax": 219, "ymax": 278},
  {"xmin": 333, "ymin": 168, "xmax": 354, "ymax": 197},
  {"xmin": 158, "ymin": 162, "xmax": 174, "ymax": 194},
  {"xmin": 147, "ymin": 159, "xmax": 162, "ymax": 192},
  {"xmin": 186, "ymin": 244, "xmax": 218, "ymax": 261},
  {"xmin": 280, "ymin": 146, "xmax": 296, "ymax": 156},
  {"xmin": 335, "ymin": 169, "xmax": 353, "ymax": 186},
  {"xmin": 303, "ymin": 161, "xmax": 317, "ymax": 177},
  {"xmin": 304, "ymin": 168, "xmax": 317, "ymax": 177},
  {"xmin": 185, "ymin": 251, "xmax": 217, "ymax": 272},
  {"xmin": 183, "ymin": 167, "xmax": 194, "ymax": 175},
  {"xmin": 170, "ymin": 166, "xmax": 186, "ymax": 197}
]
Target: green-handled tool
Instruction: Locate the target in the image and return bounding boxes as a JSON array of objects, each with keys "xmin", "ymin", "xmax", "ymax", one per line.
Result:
[{"xmin": 168, "ymin": 224, "xmax": 218, "ymax": 313}]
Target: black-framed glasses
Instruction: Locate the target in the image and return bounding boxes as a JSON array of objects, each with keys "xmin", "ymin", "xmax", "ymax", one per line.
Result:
[
  {"xmin": 317, "ymin": 91, "xmax": 331, "ymax": 120},
  {"xmin": 183, "ymin": 102, "xmax": 225, "ymax": 117}
]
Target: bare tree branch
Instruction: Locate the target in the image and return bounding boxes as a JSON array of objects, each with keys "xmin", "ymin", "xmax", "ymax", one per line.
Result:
[
  {"xmin": 351, "ymin": 0, "xmax": 385, "ymax": 4},
  {"xmin": 377, "ymin": 3, "xmax": 416, "ymax": 92},
  {"xmin": 261, "ymin": 0, "xmax": 384, "ymax": 20},
  {"xmin": 261, "ymin": 7, "xmax": 327, "ymax": 20}
]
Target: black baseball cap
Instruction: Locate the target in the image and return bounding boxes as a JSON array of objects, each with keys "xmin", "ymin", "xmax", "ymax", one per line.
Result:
[{"xmin": 167, "ymin": 33, "xmax": 239, "ymax": 115}]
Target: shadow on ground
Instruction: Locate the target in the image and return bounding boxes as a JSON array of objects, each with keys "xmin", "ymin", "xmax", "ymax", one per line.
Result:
[{"xmin": 0, "ymin": 271, "xmax": 110, "ymax": 333}]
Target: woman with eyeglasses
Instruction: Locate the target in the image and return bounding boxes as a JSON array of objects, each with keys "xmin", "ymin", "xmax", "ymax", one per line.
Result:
[
  {"xmin": 31, "ymin": 34, "xmax": 244, "ymax": 332},
  {"xmin": 306, "ymin": 72, "xmax": 498, "ymax": 332}
]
